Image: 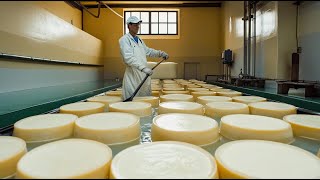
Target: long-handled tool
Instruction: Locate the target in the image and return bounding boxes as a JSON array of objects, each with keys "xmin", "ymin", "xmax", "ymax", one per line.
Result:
[{"xmin": 123, "ymin": 58, "xmax": 166, "ymax": 102}]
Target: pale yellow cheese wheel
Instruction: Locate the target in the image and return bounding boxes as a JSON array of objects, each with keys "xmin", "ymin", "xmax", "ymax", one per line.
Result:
[
  {"xmin": 109, "ymin": 102, "xmax": 152, "ymax": 117},
  {"xmin": 249, "ymin": 102, "xmax": 297, "ymax": 119},
  {"xmin": 105, "ymin": 91, "xmax": 122, "ymax": 96},
  {"xmin": 13, "ymin": 114, "xmax": 77, "ymax": 142},
  {"xmin": 188, "ymin": 88, "xmax": 210, "ymax": 92},
  {"xmin": 87, "ymin": 96, "xmax": 122, "ymax": 107},
  {"xmin": 0, "ymin": 136, "xmax": 27, "ymax": 179},
  {"xmin": 16, "ymin": 139, "xmax": 113, "ymax": 179},
  {"xmin": 215, "ymin": 140, "xmax": 320, "ymax": 179},
  {"xmin": 214, "ymin": 88, "xmax": 232, "ymax": 92},
  {"xmin": 191, "ymin": 91, "xmax": 217, "ymax": 99},
  {"xmin": 151, "ymin": 113, "xmax": 219, "ymax": 146},
  {"xmin": 196, "ymin": 96, "xmax": 232, "ymax": 105},
  {"xmin": 217, "ymin": 91, "xmax": 242, "ymax": 97},
  {"xmin": 220, "ymin": 114, "xmax": 294, "ymax": 143},
  {"xmin": 162, "ymin": 80, "xmax": 176, "ymax": 84},
  {"xmin": 205, "ymin": 102, "xmax": 249, "ymax": 119},
  {"xmin": 184, "ymin": 84, "xmax": 201, "ymax": 89},
  {"xmin": 152, "ymin": 91, "xmax": 160, "ymax": 97},
  {"xmin": 74, "ymin": 112, "xmax": 140, "ymax": 145},
  {"xmin": 160, "ymin": 94, "xmax": 194, "ymax": 102},
  {"xmin": 162, "ymin": 84, "xmax": 181, "ymax": 88},
  {"xmin": 232, "ymin": 96, "xmax": 267, "ymax": 104},
  {"xmin": 133, "ymin": 96, "xmax": 160, "ymax": 108},
  {"xmin": 151, "ymin": 87, "xmax": 162, "ymax": 91},
  {"xmin": 209, "ymin": 87, "xmax": 223, "ymax": 91},
  {"xmin": 162, "ymin": 90, "xmax": 190, "ymax": 95},
  {"xmin": 283, "ymin": 114, "xmax": 320, "ymax": 140},
  {"xmin": 158, "ymin": 102, "xmax": 204, "ymax": 115},
  {"xmin": 110, "ymin": 141, "xmax": 219, "ymax": 179},
  {"xmin": 59, "ymin": 102, "xmax": 105, "ymax": 117},
  {"xmin": 162, "ymin": 87, "xmax": 185, "ymax": 91}
]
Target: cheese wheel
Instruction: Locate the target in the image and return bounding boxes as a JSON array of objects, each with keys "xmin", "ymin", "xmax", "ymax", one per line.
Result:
[
  {"xmin": 205, "ymin": 102, "xmax": 249, "ymax": 119},
  {"xmin": 162, "ymin": 80, "xmax": 176, "ymax": 84},
  {"xmin": 249, "ymin": 102, "xmax": 297, "ymax": 119},
  {"xmin": 197, "ymin": 96, "xmax": 232, "ymax": 105},
  {"xmin": 0, "ymin": 137, "xmax": 27, "ymax": 179},
  {"xmin": 158, "ymin": 102, "xmax": 204, "ymax": 115},
  {"xmin": 215, "ymin": 140, "xmax": 320, "ymax": 179},
  {"xmin": 232, "ymin": 96, "xmax": 267, "ymax": 104},
  {"xmin": 109, "ymin": 102, "xmax": 152, "ymax": 117},
  {"xmin": 162, "ymin": 84, "xmax": 181, "ymax": 88},
  {"xmin": 160, "ymin": 94, "xmax": 194, "ymax": 102},
  {"xmin": 152, "ymin": 91, "xmax": 160, "ymax": 97},
  {"xmin": 188, "ymin": 88, "xmax": 209, "ymax": 92},
  {"xmin": 87, "ymin": 96, "xmax": 122, "ymax": 108},
  {"xmin": 59, "ymin": 102, "xmax": 105, "ymax": 117},
  {"xmin": 110, "ymin": 141, "xmax": 219, "ymax": 179},
  {"xmin": 214, "ymin": 88, "xmax": 232, "ymax": 92},
  {"xmin": 283, "ymin": 114, "xmax": 320, "ymax": 140},
  {"xmin": 13, "ymin": 114, "xmax": 77, "ymax": 142},
  {"xmin": 184, "ymin": 84, "xmax": 201, "ymax": 89},
  {"xmin": 162, "ymin": 90, "xmax": 190, "ymax": 95},
  {"xmin": 217, "ymin": 91, "xmax": 242, "ymax": 97},
  {"xmin": 16, "ymin": 139, "xmax": 112, "ymax": 179},
  {"xmin": 105, "ymin": 91, "xmax": 122, "ymax": 96},
  {"xmin": 74, "ymin": 112, "xmax": 140, "ymax": 145},
  {"xmin": 133, "ymin": 96, "xmax": 159, "ymax": 108},
  {"xmin": 163, "ymin": 87, "xmax": 185, "ymax": 91},
  {"xmin": 220, "ymin": 114, "xmax": 294, "ymax": 143},
  {"xmin": 151, "ymin": 113, "xmax": 219, "ymax": 146},
  {"xmin": 210, "ymin": 87, "xmax": 223, "ymax": 91},
  {"xmin": 151, "ymin": 87, "xmax": 162, "ymax": 91},
  {"xmin": 191, "ymin": 91, "xmax": 217, "ymax": 99},
  {"xmin": 199, "ymin": 84, "xmax": 218, "ymax": 88}
]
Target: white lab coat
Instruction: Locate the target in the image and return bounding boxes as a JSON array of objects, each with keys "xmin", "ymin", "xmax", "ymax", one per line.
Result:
[{"xmin": 119, "ymin": 33, "xmax": 162, "ymax": 100}]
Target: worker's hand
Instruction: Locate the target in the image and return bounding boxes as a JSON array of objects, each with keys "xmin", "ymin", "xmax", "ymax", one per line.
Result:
[
  {"xmin": 142, "ymin": 67, "xmax": 153, "ymax": 75},
  {"xmin": 160, "ymin": 51, "xmax": 169, "ymax": 60}
]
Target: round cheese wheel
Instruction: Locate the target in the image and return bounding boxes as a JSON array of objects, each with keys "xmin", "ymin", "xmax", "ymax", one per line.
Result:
[
  {"xmin": 217, "ymin": 91, "xmax": 242, "ymax": 97},
  {"xmin": 162, "ymin": 84, "xmax": 181, "ymax": 88},
  {"xmin": 74, "ymin": 112, "xmax": 140, "ymax": 144},
  {"xmin": 0, "ymin": 136, "xmax": 27, "ymax": 179},
  {"xmin": 133, "ymin": 96, "xmax": 159, "ymax": 108},
  {"xmin": 105, "ymin": 91, "xmax": 122, "ymax": 96},
  {"xmin": 283, "ymin": 114, "xmax": 320, "ymax": 140},
  {"xmin": 214, "ymin": 88, "xmax": 232, "ymax": 92},
  {"xmin": 151, "ymin": 87, "xmax": 162, "ymax": 91},
  {"xmin": 87, "ymin": 96, "xmax": 122, "ymax": 108},
  {"xmin": 188, "ymin": 88, "xmax": 210, "ymax": 92},
  {"xmin": 205, "ymin": 102, "xmax": 249, "ymax": 119},
  {"xmin": 13, "ymin": 114, "xmax": 77, "ymax": 142},
  {"xmin": 215, "ymin": 140, "xmax": 320, "ymax": 179},
  {"xmin": 197, "ymin": 96, "xmax": 232, "ymax": 105},
  {"xmin": 16, "ymin": 139, "xmax": 113, "ymax": 179},
  {"xmin": 162, "ymin": 80, "xmax": 176, "ymax": 84},
  {"xmin": 232, "ymin": 96, "xmax": 267, "ymax": 104},
  {"xmin": 160, "ymin": 94, "xmax": 194, "ymax": 103},
  {"xmin": 152, "ymin": 91, "xmax": 160, "ymax": 97},
  {"xmin": 162, "ymin": 87, "xmax": 185, "ymax": 91},
  {"xmin": 59, "ymin": 102, "xmax": 105, "ymax": 117},
  {"xmin": 162, "ymin": 90, "xmax": 190, "ymax": 95},
  {"xmin": 110, "ymin": 141, "xmax": 219, "ymax": 179},
  {"xmin": 151, "ymin": 113, "xmax": 219, "ymax": 146},
  {"xmin": 220, "ymin": 114, "xmax": 294, "ymax": 143},
  {"xmin": 209, "ymin": 87, "xmax": 223, "ymax": 91},
  {"xmin": 191, "ymin": 91, "xmax": 217, "ymax": 99},
  {"xmin": 249, "ymin": 102, "xmax": 297, "ymax": 119},
  {"xmin": 109, "ymin": 102, "xmax": 152, "ymax": 117},
  {"xmin": 158, "ymin": 102, "xmax": 204, "ymax": 115}
]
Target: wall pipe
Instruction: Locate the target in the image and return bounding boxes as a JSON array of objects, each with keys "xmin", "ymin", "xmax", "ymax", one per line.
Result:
[
  {"xmin": 248, "ymin": 1, "xmax": 252, "ymax": 76},
  {"xmin": 243, "ymin": 1, "xmax": 248, "ymax": 75},
  {"xmin": 253, "ymin": 1, "xmax": 257, "ymax": 77}
]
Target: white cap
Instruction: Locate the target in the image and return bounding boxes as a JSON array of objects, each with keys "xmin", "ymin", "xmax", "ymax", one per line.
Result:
[{"xmin": 126, "ymin": 16, "xmax": 142, "ymax": 24}]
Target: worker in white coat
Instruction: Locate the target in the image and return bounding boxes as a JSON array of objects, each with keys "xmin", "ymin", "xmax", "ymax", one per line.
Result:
[{"xmin": 119, "ymin": 16, "xmax": 169, "ymax": 100}]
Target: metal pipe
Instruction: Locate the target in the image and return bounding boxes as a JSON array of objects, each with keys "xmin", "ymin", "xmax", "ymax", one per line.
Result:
[
  {"xmin": 253, "ymin": 1, "xmax": 257, "ymax": 77},
  {"xmin": 75, "ymin": 1, "xmax": 101, "ymax": 18},
  {"xmin": 248, "ymin": 1, "xmax": 252, "ymax": 76},
  {"xmin": 243, "ymin": 1, "xmax": 248, "ymax": 75}
]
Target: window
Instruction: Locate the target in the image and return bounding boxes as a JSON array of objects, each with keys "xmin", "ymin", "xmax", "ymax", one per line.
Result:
[{"xmin": 124, "ymin": 11, "xmax": 178, "ymax": 35}]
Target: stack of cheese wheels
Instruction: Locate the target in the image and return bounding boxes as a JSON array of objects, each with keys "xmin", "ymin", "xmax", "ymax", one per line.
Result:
[
  {"xmin": 110, "ymin": 141, "xmax": 219, "ymax": 179},
  {"xmin": 283, "ymin": 114, "xmax": 320, "ymax": 141},
  {"xmin": 151, "ymin": 114, "xmax": 220, "ymax": 152},
  {"xmin": 215, "ymin": 140, "xmax": 320, "ymax": 179},
  {"xmin": 220, "ymin": 114, "xmax": 294, "ymax": 144},
  {"xmin": 74, "ymin": 112, "xmax": 141, "ymax": 156},
  {"xmin": 87, "ymin": 96, "xmax": 122, "ymax": 111},
  {"xmin": 160, "ymin": 94, "xmax": 194, "ymax": 102},
  {"xmin": 162, "ymin": 87, "xmax": 185, "ymax": 91},
  {"xmin": 133, "ymin": 96, "xmax": 159, "ymax": 108},
  {"xmin": 232, "ymin": 96, "xmax": 267, "ymax": 104},
  {"xmin": 0, "ymin": 136, "xmax": 27, "ymax": 179},
  {"xmin": 191, "ymin": 91, "xmax": 217, "ymax": 100},
  {"xmin": 188, "ymin": 88, "xmax": 209, "ymax": 92},
  {"xmin": 162, "ymin": 90, "xmax": 190, "ymax": 95},
  {"xmin": 152, "ymin": 91, "xmax": 161, "ymax": 97},
  {"xmin": 16, "ymin": 139, "xmax": 113, "ymax": 179},
  {"xmin": 59, "ymin": 102, "xmax": 105, "ymax": 117},
  {"xmin": 158, "ymin": 102, "xmax": 204, "ymax": 115},
  {"xmin": 109, "ymin": 102, "xmax": 152, "ymax": 126},
  {"xmin": 249, "ymin": 102, "xmax": 297, "ymax": 119},
  {"xmin": 105, "ymin": 90, "xmax": 122, "ymax": 97},
  {"xmin": 151, "ymin": 87, "xmax": 162, "ymax": 91},
  {"xmin": 205, "ymin": 102, "xmax": 249, "ymax": 120},
  {"xmin": 197, "ymin": 96, "xmax": 232, "ymax": 105},
  {"xmin": 217, "ymin": 91, "xmax": 242, "ymax": 97},
  {"xmin": 13, "ymin": 114, "xmax": 77, "ymax": 150}
]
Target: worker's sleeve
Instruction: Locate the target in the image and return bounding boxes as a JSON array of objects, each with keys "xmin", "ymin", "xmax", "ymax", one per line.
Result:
[
  {"xmin": 141, "ymin": 39, "xmax": 162, "ymax": 58},
  {"xmin": 119, "ymin": 38, "xmax": 147, "ymax": 71}
]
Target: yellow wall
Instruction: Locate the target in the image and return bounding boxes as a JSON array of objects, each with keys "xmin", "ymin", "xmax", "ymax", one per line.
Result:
[
  {"xmin": 83, "ymin": 7, "xmax": 222, "ymax": 80},
  {"xmin": 0, "ymin": 1, "xmax": 102, "ymax": 65}
]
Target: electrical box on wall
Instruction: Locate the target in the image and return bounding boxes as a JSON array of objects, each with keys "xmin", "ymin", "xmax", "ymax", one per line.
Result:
[{"xmin": 222, "ymin": 49, "xmax": 233, "ymax": 65}]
